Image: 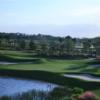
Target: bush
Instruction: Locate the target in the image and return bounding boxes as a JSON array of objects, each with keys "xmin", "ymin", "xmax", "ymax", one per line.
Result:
[{"xmin": 77, "ymin": 91, "xmax": 98, "ymax": 100}]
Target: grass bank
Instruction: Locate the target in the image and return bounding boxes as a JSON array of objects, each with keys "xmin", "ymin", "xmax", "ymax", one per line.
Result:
[{"xmin": 0, "ymin": 69, "xmax": 100, "ymax": 90}]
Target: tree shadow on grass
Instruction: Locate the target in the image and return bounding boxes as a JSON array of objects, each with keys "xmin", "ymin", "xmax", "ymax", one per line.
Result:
[
  {"xmin": 64, "ymin": 64, "xmax": 88, "ymax": 71},
  {"xmin": 80, "ymin": 68, "xmax": 99, "ymax": 73}
]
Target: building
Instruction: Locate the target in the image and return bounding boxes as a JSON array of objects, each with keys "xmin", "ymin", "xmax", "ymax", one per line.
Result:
[
  {"xmin": 74, "ymin": 39, "xmax": 84, "ymax": 55},
  {"xmin": 74, "ymin": 39, "xmax": 96, "ymax": 57},
  {"xmin": 89, "ymin": 44, "xmax": 96, "ymax": 57}
]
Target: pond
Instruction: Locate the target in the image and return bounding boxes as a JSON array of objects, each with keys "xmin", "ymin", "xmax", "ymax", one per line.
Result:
[
  {"xmin": 0, "ymin": 76, "xmax": 57, "ymax": 96},
  {"xmin": 64, "ymin": 74, "xmax": 100, "ymax": 82}
]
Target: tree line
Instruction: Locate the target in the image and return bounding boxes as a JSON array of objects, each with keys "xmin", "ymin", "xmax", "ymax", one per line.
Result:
[{"xmin": 0, "ymin": 32, "xmax": 100, "ymax": 57}]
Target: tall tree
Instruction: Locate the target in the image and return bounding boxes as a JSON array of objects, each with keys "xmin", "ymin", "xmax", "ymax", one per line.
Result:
[
  {"xmin": 29, "ymin": 40, "xmax": 37, "ymax": 51},
  {"xmin": 64, "ymin": 36, "xmax": 75, "ymax": 55},
  {"xmin": 18, "ymin": 40, "xmax": 26, "ymax": 50}
]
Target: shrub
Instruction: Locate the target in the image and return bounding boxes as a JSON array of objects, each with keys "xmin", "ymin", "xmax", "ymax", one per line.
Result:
[{"xmin": 77, "ymin": 91, "xmax": 98, "ymax": 100}]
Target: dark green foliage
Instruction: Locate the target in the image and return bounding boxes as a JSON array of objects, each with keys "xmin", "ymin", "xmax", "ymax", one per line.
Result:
[
  {"xmin": 29, "ymin": 40, "xmax": 37, "ymax": 51},
  {"xmin": 0, "ymin": 87, "xmax": 84, "ymax": 100},
  {"xmin": 0, "ymin": 96, "xmax": 11, "ymax": 100},
  {"xmin": 0, "ymin": 32, "xmax": 99, "ymax": 57},
  {"xmin": 48, "ymin": 87, "xmax": 72, "ymax": 100}
]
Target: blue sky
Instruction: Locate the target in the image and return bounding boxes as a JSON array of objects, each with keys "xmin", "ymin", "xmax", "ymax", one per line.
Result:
[{"xmin": 0, "ymin": 0, "xmax": 100, "ymax": 37}]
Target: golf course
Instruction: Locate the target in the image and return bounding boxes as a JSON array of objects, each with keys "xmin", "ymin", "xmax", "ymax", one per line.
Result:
[
  {"xmin": 0, "ymin": 50, "xmax": 100, "ymax": 99},
  {"xmin": 1, "ymin": 0, "xmax": 100, "ymax": 99}
]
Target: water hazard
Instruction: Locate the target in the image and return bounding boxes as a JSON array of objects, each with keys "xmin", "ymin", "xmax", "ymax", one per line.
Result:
[{"xmin": 0, "ymin": 76, "xmax": 57, "ymax": 96}]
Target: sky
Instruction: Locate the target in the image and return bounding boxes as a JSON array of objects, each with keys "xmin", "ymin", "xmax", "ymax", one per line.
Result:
[{"xmin": 0, "ymin": 0, "xmax": 100, "ymax": 38}]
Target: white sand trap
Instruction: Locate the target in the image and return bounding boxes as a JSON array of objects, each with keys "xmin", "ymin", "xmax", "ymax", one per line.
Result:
[
  {"xmin": 64, "ymin": 74, "xmax": 100, "ymax": 82},
  {"xmin": 0, "ymin": 61, "xmax": 17, "ymax": 65}
]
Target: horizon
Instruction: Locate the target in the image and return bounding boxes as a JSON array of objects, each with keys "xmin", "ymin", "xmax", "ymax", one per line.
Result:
[
  {"xmin": 1, "ymin": 32, "xmax": 100, "ymax": 39},
  {"xmin": 0, "ymin": 0, "xmax": 100, "ymax": 38}
]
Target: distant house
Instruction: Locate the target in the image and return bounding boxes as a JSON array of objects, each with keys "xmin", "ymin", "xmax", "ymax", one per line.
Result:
[
  {"xmin": 74, "ymin": 39, "xmax": 83, "ymax": 55},
  {"xmin": 90, "ymin": 45, "xmax": 95, "ymax": 49},
  {"xmin": 75, "ymin": 42, "xmax": 83, "ymax": 51},
  {"xmin": 9, "ymin": 39, "xmax": 16, "ymax": 47},
  {"xmin": 74, "ymin": 39, "xmax": 96, "ymax": 57},
  {"xmin": 96, "ymin": 46, "xmax": 100, "ymax": 59},
  {"xmin": 89, "ymin": 45, "xmax": 96, "ymax": 57}
]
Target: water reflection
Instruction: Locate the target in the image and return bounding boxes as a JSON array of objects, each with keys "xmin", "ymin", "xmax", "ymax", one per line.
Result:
[{"xmin": 0, "ymin": 76, "xmax": 57, "ymax": 96}]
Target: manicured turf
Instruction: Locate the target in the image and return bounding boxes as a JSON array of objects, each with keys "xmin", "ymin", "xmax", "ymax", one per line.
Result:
[
  {"xmin": 0, "ymin": 58, "xmax": 100, "ymax": 74},
  {"xmin": 0, "ymin": 59, "xmax": 87, "ymax": 73}
]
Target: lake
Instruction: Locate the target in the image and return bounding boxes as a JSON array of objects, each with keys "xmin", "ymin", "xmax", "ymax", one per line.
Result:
[{"xmin": 0, "ymin": 76, "xmax": 57, "ymax": 96}]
